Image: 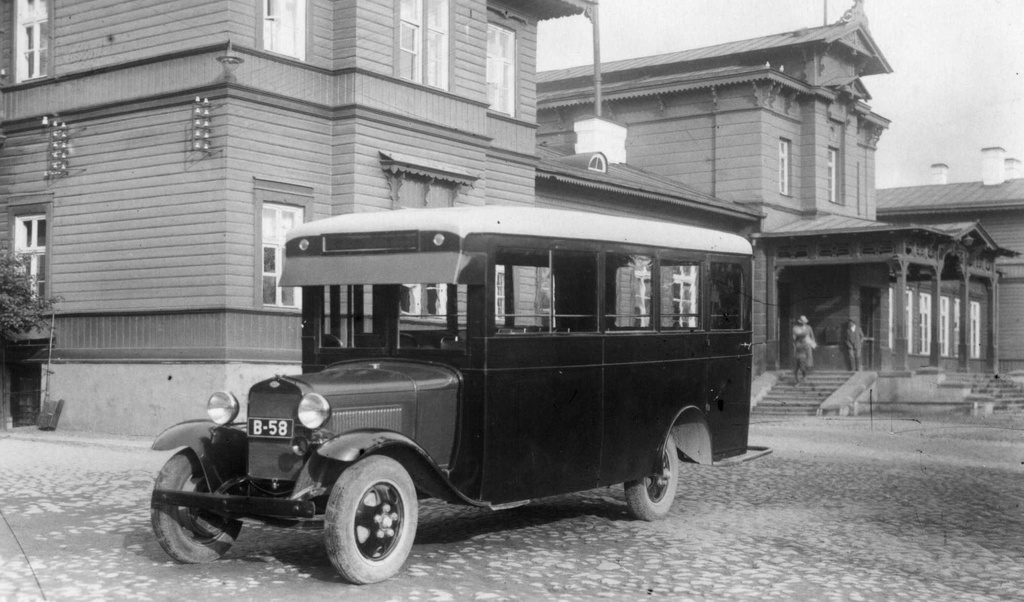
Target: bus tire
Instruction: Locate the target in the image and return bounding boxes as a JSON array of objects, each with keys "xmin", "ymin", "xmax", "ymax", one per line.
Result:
[
  {"xmin": 324, "ymin": 455, "xmax": 418, "ymax": 584},
  {"xmin": 624, "ymin": 431, "xmax": 679, "ymax": 521},
  {"xmin": 151, "ymin": 451, "xmax": 242, "ymax": 563}
]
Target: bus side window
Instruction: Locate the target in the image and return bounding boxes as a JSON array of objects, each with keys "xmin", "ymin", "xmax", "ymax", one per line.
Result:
[
  {"xmin": 494, "ymin": 249, "xmax": 597, "ymax": 333},
  {"xmin": 660, "ymin": 261, "xmax": 701, "ymax": 330},
  {"xmin": 605, "ymin": 254, "xmax": 653, "ymax": 330},
  {"xmin": 709, "ymin": 262, "xmax": 745, "ymax": 330}
]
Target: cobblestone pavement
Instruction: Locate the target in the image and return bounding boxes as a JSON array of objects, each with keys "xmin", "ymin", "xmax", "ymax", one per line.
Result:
[{"xmin": 1, "ymin": 414, "xmax": 1023, "ymax": 601}]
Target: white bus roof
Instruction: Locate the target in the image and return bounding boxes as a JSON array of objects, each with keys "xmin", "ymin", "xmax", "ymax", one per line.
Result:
[{"xmin": 287, "ymin": 206, "xmax": 752, "ymax": 255}]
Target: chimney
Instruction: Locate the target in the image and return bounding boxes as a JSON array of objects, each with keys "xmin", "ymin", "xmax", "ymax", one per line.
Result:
[
  {"xmin": 930, "ymin": 163, "xmax": 949, "ymax": 185},
  {"xmin": 574, "ymin": 116, "xmax": 627, "ymax": 164},
  {"xmin": 982, "ymin": 147, "xmax": 1006, "ymax": 185},
  {"xmin": 1005, "ymin": 158, "xmax": 1023, "ymax": 180}
]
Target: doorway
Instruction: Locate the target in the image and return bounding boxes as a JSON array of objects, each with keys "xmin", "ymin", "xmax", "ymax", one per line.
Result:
[{"xmin": 859, "ymin": 287, "xmax": 881, "ymax": 370}]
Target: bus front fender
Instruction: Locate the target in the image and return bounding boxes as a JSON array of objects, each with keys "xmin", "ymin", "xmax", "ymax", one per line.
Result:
[
  {"xmin": 151, "ymin": 420, "xmax": 247, "ymax": 491},
  {"xmin": 315, "ymin": 429, "xmax": 476, "ymax": 505}
]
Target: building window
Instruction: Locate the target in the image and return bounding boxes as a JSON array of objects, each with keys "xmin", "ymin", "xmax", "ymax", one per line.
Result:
[
  {"xmin": 939, "ymin": 296, "xmax": 950, "ymax": 356},
  {"xmin": 487, "ymin": 24, "xmax": 516, "ymax": 116},
  {"xmin": 262, "ymin": 204, "xmax": 303, "ymax": 307},
  {"xmin": 16, "ymin": 0, "xmax": 49, "ymax": 82},
  {"xmin": 14, "ymin": 215, "xmax": 47, "ymax": 297},
  {"xmin": 778, "ymin": 139, "xmax": 791, "ymax": 195},
  {"xmin": 827, "ymin": 148, "xmax": 839, "ymax": 204},
  {"xmin": 263, "ymin": 0, "xmax": 306, "ymax": 60},
  {"xmin": 953, "ymin": 298, "xmax": 961, "ymax": 357},
  {"xmin": 399, "ymin": 0, "xmax": 449, "ymax": 89},
  {"xmin": 970, "ymin": 301, "xmax": 981, "ymax": 358},
  {"xmin": 494, "ymin": 264, "xmax": 506, "ymax": 319},
  {"xmin": 919, "ymin": 292, "xmax": 931, "ymax": 355}
]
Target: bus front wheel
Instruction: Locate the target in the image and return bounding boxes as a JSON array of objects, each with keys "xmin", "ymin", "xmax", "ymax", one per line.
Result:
[{"xmin": 624, "ymin": 432, "xmax": 679, "ymax": 521}]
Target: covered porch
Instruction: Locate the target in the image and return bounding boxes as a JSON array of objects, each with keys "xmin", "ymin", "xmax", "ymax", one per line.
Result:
[{"xmin": 756, "ymin": 217, "xmax": 1011, "ymax": 375}]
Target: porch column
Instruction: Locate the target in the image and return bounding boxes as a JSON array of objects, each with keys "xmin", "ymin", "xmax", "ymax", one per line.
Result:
[
  {"xmin": 930, "ymin": 266, "xmax": 942, "ymax": 368},
  {"xmin": 765, "ymin": 257, "xmax": 781, "ymax": 370},
  {"xmin": 987, "ymin": 276, "xmax": 999, "ymax": 372},
  {"xmin": 958, "ymin": 271, "xmax": 971, "ymax": 372},
  {"xmin": 889, "ymin": 258, "xmax": 909, "ymax": 371}
]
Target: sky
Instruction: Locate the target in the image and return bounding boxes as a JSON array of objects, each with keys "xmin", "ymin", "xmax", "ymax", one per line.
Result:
[{"xmin": 537, "ymin": 0, "xmax": 1024, "ymax": 189}]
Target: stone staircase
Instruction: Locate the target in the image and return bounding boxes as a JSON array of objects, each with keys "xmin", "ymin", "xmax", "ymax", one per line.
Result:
[
  {"xmin": 971, "ymin": 374, "xmax": 1024, "ymax": 411},
  {"xmin": 754, "ymin": 371, "xmax": 854, "ymax": 416}
]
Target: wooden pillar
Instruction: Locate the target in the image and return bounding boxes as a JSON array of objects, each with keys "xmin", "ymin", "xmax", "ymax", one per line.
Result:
[
  {"xmin": 957, "ymin": 269, "xmax": 971, "ymax": 372},
  {"xmin": 889, "ymin": 258, "xmax": 909, "ymax": 371},
  {"xmin": 929, "ymin": 266, "xmax": 942, "ymax": 368},
  {"xmin": 766, "ymin": 256, "xmax": 780, "ymax": 371}
]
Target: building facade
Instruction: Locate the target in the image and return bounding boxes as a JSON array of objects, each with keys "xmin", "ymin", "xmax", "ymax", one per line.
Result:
[
  {"xmin": 878, "ymin": 150, "xmax": 1024, "ymax": 372},
  {"xmin": 0, "ymin": 0, "xmax": 601, "ymax": 432},
  {"xmin": 536, "ymin": 1, "xmax": 1008, "ymax": 376},
  {"xmin": 1, "ymin": 0, "xmax": 765, "ymax": 433}
]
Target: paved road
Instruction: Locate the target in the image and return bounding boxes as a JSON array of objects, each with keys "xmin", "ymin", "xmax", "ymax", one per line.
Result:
[{"xmin": 1, "ymin": 414, "xmax": 1022, "ymax": 601}]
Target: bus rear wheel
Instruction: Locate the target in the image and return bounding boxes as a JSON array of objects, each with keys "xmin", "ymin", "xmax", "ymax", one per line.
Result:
[{"xmin": 624, "ymin": 432, "xmax": 679, "ymax": 521}]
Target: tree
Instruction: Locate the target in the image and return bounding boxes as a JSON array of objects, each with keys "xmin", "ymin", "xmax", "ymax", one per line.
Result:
[{"xmin": 1, "ymin": 247, "xmax": 60, "ymax": 429}]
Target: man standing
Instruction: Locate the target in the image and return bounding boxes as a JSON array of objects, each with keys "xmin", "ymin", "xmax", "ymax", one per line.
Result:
[{"xmin": 843, "ymin": 319, "xmax": 864, "ymax": 371}]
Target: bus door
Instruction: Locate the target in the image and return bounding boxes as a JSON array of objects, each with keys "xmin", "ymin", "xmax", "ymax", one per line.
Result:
[
  {"xmin": 481, "ymin": 249, "xmax": 603, "ymax": 504},
  {"xmin": 705, "ymin": 260, "xmax": 752, "ymax": 457}
]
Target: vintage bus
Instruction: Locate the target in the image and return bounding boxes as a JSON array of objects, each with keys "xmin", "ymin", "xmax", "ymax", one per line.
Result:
[{"xmin": 150, "ymin": 206, "xmax": 758, "ymax": 584}]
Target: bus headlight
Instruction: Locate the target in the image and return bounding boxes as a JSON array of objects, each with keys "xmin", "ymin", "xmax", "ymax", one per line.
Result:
[
  {"xmin": 207, "ymin": 391, "xmax": 240, "ymax": 425},
  {"xmin": 298, "ymin": 393, "xmax": 331, "ymax": 429}
]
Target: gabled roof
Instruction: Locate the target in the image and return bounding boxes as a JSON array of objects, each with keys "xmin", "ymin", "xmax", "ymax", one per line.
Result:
[
  {"xmin": 538, "ymin": 17, "xmax": 891, "ymax": 85},
  {"xmin": 755, "ymin": 215, "xmax": 1013, "ymax": 256},
  {"xmin": 536, "ymin": 146, "xmax": 762, "ymax": 222},
  {"xmin": 877, "ymin": 179, "xmax": 1024, "ymax": 215},
  {"xmin": 539, "ymin": 65, "xmax": 816, "ymax": 108}
]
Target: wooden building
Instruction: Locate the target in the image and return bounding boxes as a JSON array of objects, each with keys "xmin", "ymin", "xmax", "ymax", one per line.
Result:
[
  {"xmin": 0, "ymin": 0, "xmax": 604, "ymax": 432},
  {"xmin": 536, "ymin": 1, "xmax": 1010, "ymax": 375},
  {"xmin": 0, "ymin": 0, "xmax": 764, "ymax": 433},
  {"xmin": 878, "ymin": 151, "xmax": 1024, "ymax": 373}
]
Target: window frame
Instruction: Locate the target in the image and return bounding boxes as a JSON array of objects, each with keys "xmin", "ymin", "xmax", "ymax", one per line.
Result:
[
  {"xmin": 13, "ymin": 213, "xmax": 48, "ymax": 297},
  {"xmin": 918, "ymin": 291, "xmax": 931, "ymax": 355},
  {"xmin": 396, "ymin": 0, "xmax": 452, "ymax": 90},
  {"xmin": 257, "ymin": 0, "xmax": 311, "ymax": 61},
  {"xmin": 969, "ymin": 300, "xmax": 981, "ymax": 359},
  {"xmin": 778, "ymin": 138, "xmax": 791, "ymax": 196},
  {"xmin": 15, "ymin": 0, "xmax": 50, "ymax": 82},
  {"xmin": 486, "ymin": 23, "xmax": 517, "ymax": 116},
  {"xmin": 953, "ymin": 297, "xmax": 961, "ymax": 358},
  {"xmin": 253, "ymin": 179, "xmax": 313, "ymax": 310},
  {"xmin": 827, "ymin": 147, "xmax": 839, "ymax": 204},
  {"xmin": 939, "ymin": 295, "xmax": 950, "ymax": 357}
]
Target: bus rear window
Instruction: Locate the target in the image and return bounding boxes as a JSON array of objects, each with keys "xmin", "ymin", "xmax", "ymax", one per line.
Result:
[{"xmin": 709, "ymin": 262, "xmax": 745, "ymax": 330}]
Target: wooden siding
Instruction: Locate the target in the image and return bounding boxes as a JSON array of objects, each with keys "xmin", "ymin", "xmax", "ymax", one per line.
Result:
[
  {"xmin": 0, "ymin": 104, "xmax": 233, "ymax": 313},
  {"xmin": 485, "ymin": 155, "xmax": 535, "ymax": 206},
  {"xmin": 52, "ymin": 0, "xmax": 230, "ymax": 75},
  {"xmin": 53, "ymin": 311, "xmax": 300, "ymax": 362},
  {"xmin": 223, "ymin": 100, "xmax": 332, "ymax": 309}
]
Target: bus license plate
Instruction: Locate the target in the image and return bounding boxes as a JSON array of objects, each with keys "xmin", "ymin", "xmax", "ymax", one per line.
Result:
[{"xmin": 248, "ymin": 418, "xmax": 293, "ymax": 438}]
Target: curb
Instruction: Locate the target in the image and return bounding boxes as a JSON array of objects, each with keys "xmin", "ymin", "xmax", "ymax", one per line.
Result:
[{"xmin": 0, "ymin": 427, "xmax": 152, "ymax": 450}]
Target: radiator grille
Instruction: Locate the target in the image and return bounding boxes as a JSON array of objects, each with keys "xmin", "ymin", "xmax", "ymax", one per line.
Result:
[{"xmin": 328, "ymin": 407, "xmax": 402, "ymax": 433}]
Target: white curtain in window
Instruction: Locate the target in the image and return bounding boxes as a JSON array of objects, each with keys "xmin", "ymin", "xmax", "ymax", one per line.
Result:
[
  {"xmin": 265, "ymin": 0, "xmax": 306, "ymax": 60},
  {"xmin": 16, "ymin": 0, "xmax": 49, "ymax": 81}
]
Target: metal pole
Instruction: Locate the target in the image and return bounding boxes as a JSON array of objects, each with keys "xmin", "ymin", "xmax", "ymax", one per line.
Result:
[
  {"xmin": 589, "ymin": 2, "xmax": 602, "ymax": 117},
  {"xmin": 824, "ymin": 0, "xmax": 828, "ymax": 25}
]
